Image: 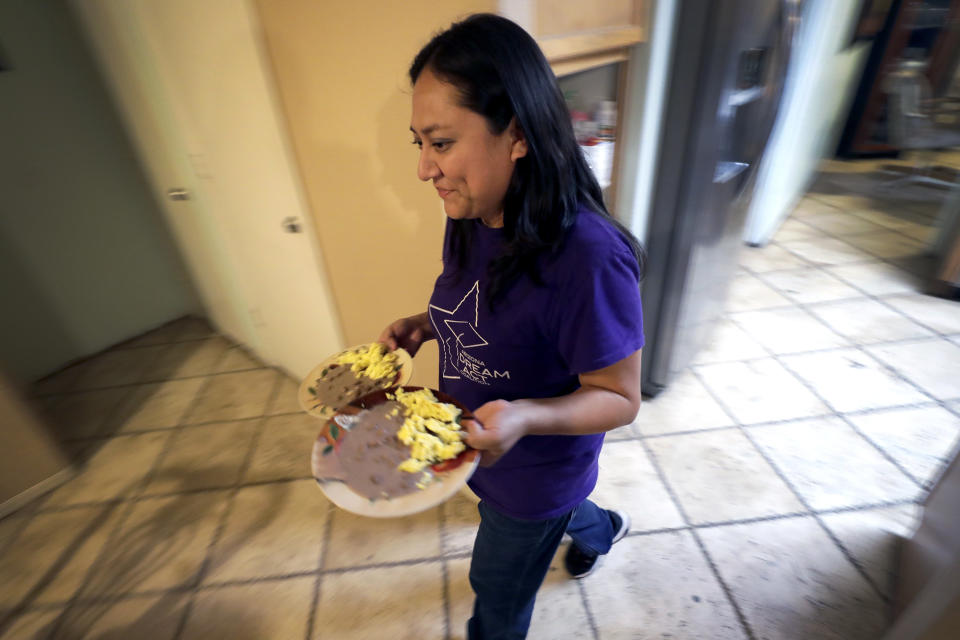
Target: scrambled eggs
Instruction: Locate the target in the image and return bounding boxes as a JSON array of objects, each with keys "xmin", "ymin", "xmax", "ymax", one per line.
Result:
[
  {"xmin": 389, "ymin": 388, "xmax": 466, "ymax": 475},
  {"xmin": 334, "ymin": 343, "xmax": 400, "ymax": 380}
]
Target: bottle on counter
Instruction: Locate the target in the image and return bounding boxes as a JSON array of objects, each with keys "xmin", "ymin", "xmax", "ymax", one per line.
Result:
[
  {"xmin": 595, "ymin": 100, "xmax": 617, "ymax": 141},
  {"xmin": 570, "ymin": 109, "xmax": 597, "ymax": 145}
]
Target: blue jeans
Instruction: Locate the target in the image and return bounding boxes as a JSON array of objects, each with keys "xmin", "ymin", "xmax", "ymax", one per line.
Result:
[{"xmin": 467, "ymin": 499, "xmax": 615, "ymax": 640}]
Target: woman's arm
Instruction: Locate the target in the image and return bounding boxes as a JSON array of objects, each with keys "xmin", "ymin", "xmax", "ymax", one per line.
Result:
[{"xmin": 464, "ymin": 349, "xmax": 643, "ymax": 466}]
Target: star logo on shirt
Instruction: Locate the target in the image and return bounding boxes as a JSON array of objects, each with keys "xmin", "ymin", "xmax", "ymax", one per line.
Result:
[{"xmin": 429, "ymin": 281, "xmax": 488, "ymax": 380}]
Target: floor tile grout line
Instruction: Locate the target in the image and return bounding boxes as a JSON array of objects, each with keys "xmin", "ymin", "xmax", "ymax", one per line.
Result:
[
  {"xmin": 760, "ymin": 212, "xmax": 955, "ymax": 331},
  {"xmin": 740, "ymin": 424, "xmax": 894, "ymax": 604},
  {"xmin": 772, "ymin": 238, "xmax": 885, "ymax": 269},
  {"xmin": 692, "ymin": 332, "xmax": 952, "ymax": 369},
  {"xmin": 789, "ymin": 188, "xmax": 941, "ymax": 227},
  {"xmin": 24, "ymin": 586, "xmax": 197, "ymax": 613},
  {"xmin": 803, "ymin": 190, "xmax": 942, "ymax": 224},
  {"xmin": 0, "ymin": 505, "xmax": 39, "ymax": 560},
  {"xmin": 797, "ymin": 216, "xmax": 913, "ymax": 239},
  {"xmin": 172, "ymin": 369, "xmax": 285, "ymax": 640},
  {"xmin": 111, "ymin": 335, "xmax": 222, "ymax": 353},
  {"xmin": 0, "ymin": 500, "xmax": 135, "ymax": 638},
  {"xmin": 859, "ymin": 294, "xmax": 958, "ymax": 341},
  {"xmin": 797, "ymin": 215, "xmax": 937, "ymax": 245},
  {"xmin": 308, "ymin": 495, "xmax": 336, "ymax": 640},
  {"xmin": 56, "ymin": 409, "xmax": 305, "ymax": 446},
  {"xmin": 620, "ymin": 396, "xmax": 960, "ymax": 445},
  {"xmin": 722, "ymin": 283, "xmax": 938, "ymax": 320},
  {"xmin": 720, "ymin": 294, "xmax": 949, "ymax": 490},
  {"xmin": 770, "ymin": 311, "xmax": 954, "ymax": 486},
  {"xmin": 630, "ymin": 503, "xmax": 922, "ymax": 537},
  {"xmin": 687, "ymin": 365, "xmax": 894, "ymax": 605},
  {"xmin": 689, "ymin": 511, "xmax": 809, "ymax": 528},
  {"xmin": 920, "ymin": 438, "xmax": 960, "ymax": 497},
  {"xmin": 575, "ymin": 579, "xmax": 601, "ymax": 640},
  {"xmin": 38, "ymin": 501, "xmax": 140, "ymax": 639},
  {"xmin": 634, "ymin": 398, "xmax": 953, "ymax": 440},
  {"xmin": 730, "ymin": 258, "xmax": 960, "ymax": 419},
  {"xmin": 693, "ymin": 350, "xmax": 892, "ymax": 598},
  {"xmin": 88, "ymin": 380, "xmax": 150, "ymax": 443},
  {"xmin": 634, "ymin": 441, "xmax": 695, "ymax": 539},
  {"xmin": 136, "ymin": 368, "xmax": 233, "ymax": 501},
  {"xmin": 631, "ymin": 401, "xmax": 958, "ymax": 441},
  {"xmin": 261, "ymin": 368, "xmax": 297, "ymax": 417},
  {"xmin": 810, "ymin": 231, "xmax": 931, "ymax": 263},
  {"xmin": 770, "ymin": 353, "xmax": 932, "ymax": 491},
  {"xmin": 13, "ymin": 492, "xmax": 917, "ymax": 612},
  {"xmin": 688, "ymin": 500, "xmax": 921, "ymax": 528},
  {"xmin": 835, "ymin": 414, "xmax": 926, "ymax": 487},
  {"xmin": 304, "ymin": 514, "xmax": 326, "ymax": 640},
  {"xmin": 622, "ymin": 525, "xmax": 690, "ymax": 537},
  {"xmin": 320, "ymin": 556, "xmax": 458, "ymax": 575},
  {"xmin": 32, "ymin": 336, "xmax": 176, "ymax": 397},
  {"xmin": 637, "ymin": 438, "xmax": 758, "ymax": 640},
  {"xmin": 687, "ymin": 526, "xmax": 761, "ymax": 640},
  {"xmin": 20, "ymin": 557, "xmax": 476, "ymax": 614},
  {"xmin": 19, "ymin": 553, "xmax": 485, "ymax": 606},
  {"xmin": 47, "ymin": 338, "xmax": 183, "ymax": 401},
  {"xmin": 33, "ymin": 365, "xmax": 275, "ymax": 400},
  {"xmin": 27, "ymin": 476, "xmax": 317, "ymax": 515},
  {"xmin": 16, "ymin": 498, "xmax": 929, "ymax": 617},
  {"xmin": 13, "ymin": 495, "xmax": 921, "ymax": 615},
  {"xmin": 26, "ymin": 400, "xmax": 940, "ymax": 500},
  {"xmin": 814, "ymin": 498, "xmax": 921, "ymax": 517},
  {"xmin": 39, "ymin": 363, "xmax": 219, "ymax": 637},
  {"xmin": 746, "ymin": 250, "xmax": 960, "ymax": 344},
  {"xmin": 944, "ymin": 401, "xmax": 960, "ymax": 421},
  {"xmin": 437, "ymin": 501, "xmax": 453, "ymax": 640},
  {"xmin": 13, "ymin": 222, "xmax": 948, "ymax": 633},
  {"xmin": 45, "ymin": 348, "xmax": 233, "ymax": 638},
  {"xmin": 769, "ymin": 227, "xmax": 934, "ymax": 283}
]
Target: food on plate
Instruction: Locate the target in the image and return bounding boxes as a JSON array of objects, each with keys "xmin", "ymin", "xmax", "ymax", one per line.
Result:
[
  {"xmin": 330, "ymin": 387, "xmax": 468, "ymax": 500},
  {"xmin": 391, "ymin": 388, "xmax": 466, "ymax": 474},
  {"xmin": 337, "ymin": 401, "xmax": 419, "ymax": 499},
  {"xmin": 306, "ymin": 343, "xmax": 403, "ymax": 412}
]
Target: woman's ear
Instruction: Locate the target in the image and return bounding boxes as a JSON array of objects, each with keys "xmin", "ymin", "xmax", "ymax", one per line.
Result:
[{"xmin": 509, "ymin": 119, "xmax": 528, "ymax": 161}]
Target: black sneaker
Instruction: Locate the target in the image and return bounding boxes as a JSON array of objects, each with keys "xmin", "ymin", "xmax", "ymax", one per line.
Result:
[{"xmin": 564, "ymin": 509, "xmax": 631, "ymax": 579}]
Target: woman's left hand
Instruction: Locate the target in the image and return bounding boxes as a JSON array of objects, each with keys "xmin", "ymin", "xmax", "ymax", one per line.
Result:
[{"xmin": 463, "ymin": 399, "xmax": 531, "ymax": 467}]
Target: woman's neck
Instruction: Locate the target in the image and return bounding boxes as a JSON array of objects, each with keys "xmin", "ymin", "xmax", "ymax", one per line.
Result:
[{"xmin": 479, "ymin": 211, "xmax": 504, "ymax": 229}]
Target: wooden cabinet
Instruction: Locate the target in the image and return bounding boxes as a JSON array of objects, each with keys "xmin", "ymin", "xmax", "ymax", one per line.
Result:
[
  {"xmin": 499, "ymin": 0, "xmax": 650, "ymax": 76},
  {"xmin": 498, "ymin": 1, "xmax": 651, "ymax": 211}
]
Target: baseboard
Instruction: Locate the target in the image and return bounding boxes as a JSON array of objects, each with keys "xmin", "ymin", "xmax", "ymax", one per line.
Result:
[{"xmin": 0, "ymin": 466, "xmax": 78, "ymax": 520}]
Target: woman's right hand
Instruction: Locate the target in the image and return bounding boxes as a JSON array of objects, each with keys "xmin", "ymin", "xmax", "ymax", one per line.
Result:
[{"xmin": 378, "ymin": 312, "xmax": 434, "ymax": 356}]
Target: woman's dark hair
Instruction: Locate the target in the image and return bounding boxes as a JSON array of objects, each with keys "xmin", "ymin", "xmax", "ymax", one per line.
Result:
[{"xmin": 410, "ymin": 13, "xmax": 645, "ymax": 307}]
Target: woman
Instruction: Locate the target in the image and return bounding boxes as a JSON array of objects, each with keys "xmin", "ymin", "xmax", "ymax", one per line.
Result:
[{"xmin": 379, "ymin": 13, "xmax": 645, "ymax": 640}]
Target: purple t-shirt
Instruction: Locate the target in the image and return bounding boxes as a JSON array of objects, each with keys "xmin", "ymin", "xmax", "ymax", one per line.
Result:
[{"xmin": 428, "ymin": 208, "xmax": 644, "ymax": 520}]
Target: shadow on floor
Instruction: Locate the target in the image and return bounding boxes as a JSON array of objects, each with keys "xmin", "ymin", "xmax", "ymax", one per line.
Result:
[{"xmin": 0, "ymin": 468, "xmax": 293, "ymax": 639}]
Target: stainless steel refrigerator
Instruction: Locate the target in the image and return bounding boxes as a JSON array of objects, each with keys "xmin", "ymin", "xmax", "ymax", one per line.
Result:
[{"xmin": 641, "ymin": 0, "xmax": 799, "ymax": 396}]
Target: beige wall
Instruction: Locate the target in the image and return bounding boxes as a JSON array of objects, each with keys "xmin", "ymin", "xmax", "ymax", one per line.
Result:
[{"xmin": 254, "ymin": 0, "xmax": 494, "ymax": 387}]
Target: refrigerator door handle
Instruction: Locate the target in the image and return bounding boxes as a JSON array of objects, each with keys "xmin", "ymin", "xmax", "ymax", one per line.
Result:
[{"xmin": 713, "ymin": 161, "xmax": 751, "ymax": 184}]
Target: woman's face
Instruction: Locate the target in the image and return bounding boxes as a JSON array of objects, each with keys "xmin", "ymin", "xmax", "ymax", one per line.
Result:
[{"xmin": 410, "ymin": 70, "xmax": 527, "ymax": 227}]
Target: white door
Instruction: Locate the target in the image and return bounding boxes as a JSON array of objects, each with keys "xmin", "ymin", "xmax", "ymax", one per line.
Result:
[{"xmin": 71, "ymin": 0, "xmax": 344, "ymax": 378}]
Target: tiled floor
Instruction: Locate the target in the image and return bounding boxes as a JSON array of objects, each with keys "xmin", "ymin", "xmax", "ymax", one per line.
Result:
[{"xmin": 3, "ymin": 159, "xmax": 960, "ymax": 639}]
